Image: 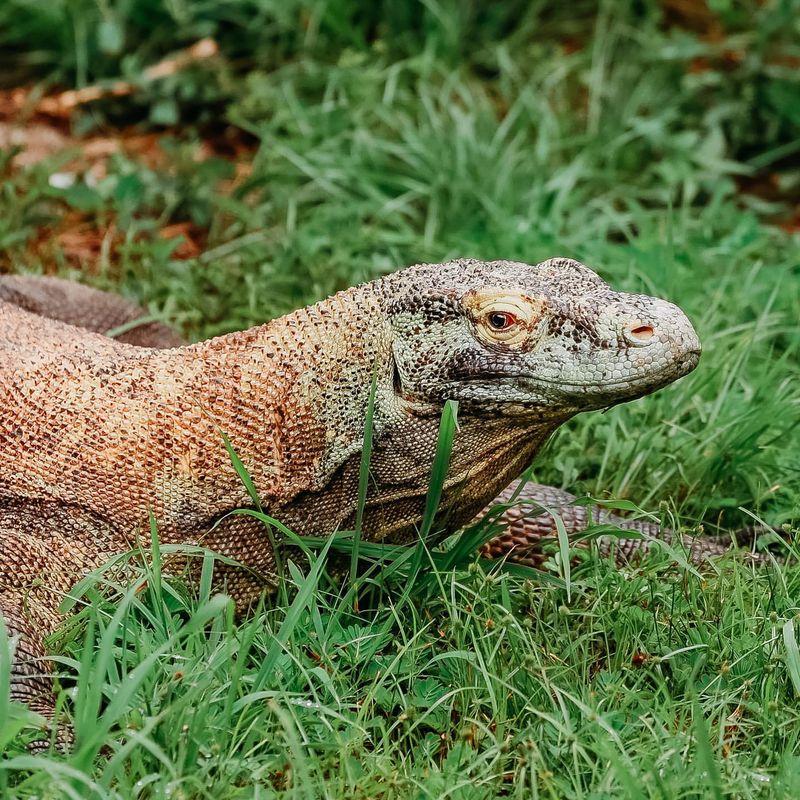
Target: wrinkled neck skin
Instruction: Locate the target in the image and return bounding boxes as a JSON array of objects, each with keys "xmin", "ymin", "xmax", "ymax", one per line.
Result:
[
  {"xmin": 358, "ymin": 407, "xmax": 567, "ymax": 544},
  {"xmin": 255, "ymin": 405, "xmax": 567, "ymax": 546}
]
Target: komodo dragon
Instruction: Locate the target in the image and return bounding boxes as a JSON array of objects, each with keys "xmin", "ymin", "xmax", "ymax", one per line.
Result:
[{"xmin": 0, "ymin": 256, "xmax": 745, "ymax": 734}]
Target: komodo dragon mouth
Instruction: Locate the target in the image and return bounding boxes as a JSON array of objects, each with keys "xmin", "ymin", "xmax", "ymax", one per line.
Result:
[{"xmin": 1, "ymin": 256, "xmax": 770, "ymax": 746}]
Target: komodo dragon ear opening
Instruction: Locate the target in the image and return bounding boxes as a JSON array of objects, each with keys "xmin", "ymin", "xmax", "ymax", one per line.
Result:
[{"xmin": 392, "ymin": 357, "xmax": 404, "ymax": 396}]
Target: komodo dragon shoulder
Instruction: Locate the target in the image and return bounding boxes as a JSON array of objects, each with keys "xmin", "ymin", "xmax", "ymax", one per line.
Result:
[{"xmin": 0, "ymin": 257, "xmax": 745, "ymax": 740}]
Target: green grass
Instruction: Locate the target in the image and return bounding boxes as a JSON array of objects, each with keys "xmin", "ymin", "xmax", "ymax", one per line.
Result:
[{"xmin": 1, "ymin": 1, "xmax": 800, "ymax": 796}]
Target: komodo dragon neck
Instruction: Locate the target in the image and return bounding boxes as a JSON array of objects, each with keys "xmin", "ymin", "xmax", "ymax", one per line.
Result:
[{"xmin": 1, "ymin": 283, "xmax": 385, "ymax": 537}]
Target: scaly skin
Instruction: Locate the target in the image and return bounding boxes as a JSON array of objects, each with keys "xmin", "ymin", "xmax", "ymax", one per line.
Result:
[
  {"xmin": 0, "ymin": 258, "xmax": 704, "ymax": 731},
  {"xmin": 0, "ymin": 274, "xmax": 183, "ymax": 347},
  {"xmin": 476, "ymin": 480, "xmax": 764, "ymax": 567}
]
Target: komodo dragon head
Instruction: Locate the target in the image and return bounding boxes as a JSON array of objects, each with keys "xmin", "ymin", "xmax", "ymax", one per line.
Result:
[{"xmin": 381, "ymin": 257, "xmax": 700, "ymax": 414}]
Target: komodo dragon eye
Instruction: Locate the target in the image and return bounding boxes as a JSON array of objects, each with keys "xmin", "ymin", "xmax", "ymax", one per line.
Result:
[
  {"xmin": 487, "ymin": 311, "xmax": 517, "ymax": 331},
  {"xmin": 465, "ymin": 289, "xmax": 544, "ymax": 348}
]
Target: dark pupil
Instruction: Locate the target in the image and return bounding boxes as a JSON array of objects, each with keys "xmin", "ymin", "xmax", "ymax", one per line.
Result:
[{"xmin": 489, "ymin": 312, "xmax": 512, "ymax": 329}]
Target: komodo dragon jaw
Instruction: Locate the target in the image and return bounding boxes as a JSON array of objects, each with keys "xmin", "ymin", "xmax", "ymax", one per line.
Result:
[{"xmin": 0, "ymin": 257, "xmax": 710, "ymax": 743}]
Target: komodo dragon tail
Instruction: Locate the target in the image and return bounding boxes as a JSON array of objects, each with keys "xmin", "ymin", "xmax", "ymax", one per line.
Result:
[
  {"xmin": 478, "ymin": 480, "xmax": 788, "ymax": 568},
  {"xmin": 0, "ymin": 274, "xmax": 183, "ymax": 348}
]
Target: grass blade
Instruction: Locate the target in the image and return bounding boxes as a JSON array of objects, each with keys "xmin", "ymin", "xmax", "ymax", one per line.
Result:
[
  {"xmin": 419, "ymin": 399, "xmax": 458, "ymax": 540},
  {"xmin": 220, "ymin": 431, "xmax": 262, "ymax": 510},
  {"xmin": 253, "ymin": 529, "xmax": 338, "ymax": 690},
  {"xmin": 692, "ymin": 705, "xmax": 724, "ymax": 800},
  {"xmin": 352, "ymin": 367, "xmax": 379, "ymax": 585},
  {"xmin": 783, "ymin": 619, "xmax": 800, "ymax": 697}
]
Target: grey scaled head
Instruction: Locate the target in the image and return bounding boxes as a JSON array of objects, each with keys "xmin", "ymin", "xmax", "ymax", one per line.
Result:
[{"xmin": 383, "ymin": 257, "xmax": 701, "ymax": 415}]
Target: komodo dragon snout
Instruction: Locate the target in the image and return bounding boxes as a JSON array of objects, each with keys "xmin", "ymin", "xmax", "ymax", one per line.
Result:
[{"xmin": 385, "ymin": 257, "xmax": 701, "ymax": 412}]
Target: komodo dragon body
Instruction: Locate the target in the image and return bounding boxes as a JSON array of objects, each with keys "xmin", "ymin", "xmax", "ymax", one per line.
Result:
[{"xmin": 0, "ymin": 257, "xmax": 705, "ymax": 726}]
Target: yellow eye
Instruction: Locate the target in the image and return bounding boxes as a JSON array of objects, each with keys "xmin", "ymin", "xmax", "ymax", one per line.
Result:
[{"xmin": 486, "ymin": 311, "xmax": 517, "ymax": 331}]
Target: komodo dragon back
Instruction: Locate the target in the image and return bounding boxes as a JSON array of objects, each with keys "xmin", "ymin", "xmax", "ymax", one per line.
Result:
[{"xmin": 0, "ymin": 258, "xmax": 704, "ymax": 739}]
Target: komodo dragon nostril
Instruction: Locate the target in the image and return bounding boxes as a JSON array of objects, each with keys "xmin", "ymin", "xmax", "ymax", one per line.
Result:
[{"xmin": 624, "ymin": 323, "xmax": 655, "ymax": 346}]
